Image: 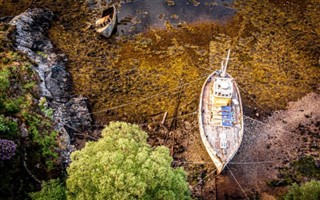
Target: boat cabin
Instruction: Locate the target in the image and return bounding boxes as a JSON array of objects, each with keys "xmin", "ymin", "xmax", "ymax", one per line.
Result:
[
  {"xmin": 211, "ymin": 77, "xmax": 233, "ymax": 107},
  {"xmin": 209, "ymin": 77, "xmax": 235, "ymax": 127}
]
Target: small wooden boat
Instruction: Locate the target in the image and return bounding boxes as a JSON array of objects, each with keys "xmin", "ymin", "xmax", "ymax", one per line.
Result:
[
  {"xmin": 95, "ymin": 5, "xmax": 117, "ymax": 38},
  {"xmin": 198, "ymin": 50, "xmax": 244, "ymax": 174}
]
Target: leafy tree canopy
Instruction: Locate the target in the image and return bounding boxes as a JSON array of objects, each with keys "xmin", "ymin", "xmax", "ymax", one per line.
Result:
[
  {"xmin": 66, "ymin": 122, "xmax": 191, "ymax": 200},
  {"xmin": 284, "ymin": 180, "xmax": 320, "ymax": 200}
]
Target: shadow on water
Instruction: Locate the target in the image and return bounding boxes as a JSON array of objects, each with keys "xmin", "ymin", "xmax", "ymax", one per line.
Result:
[{"xmin": 117, "ymin": 0, "xmax": 235, "ymax": 35}]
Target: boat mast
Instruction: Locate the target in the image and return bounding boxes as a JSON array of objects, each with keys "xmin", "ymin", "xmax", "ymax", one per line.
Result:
[{"xmin": 220, "ymin": 49, "xmax": 231, "ymax": 77}]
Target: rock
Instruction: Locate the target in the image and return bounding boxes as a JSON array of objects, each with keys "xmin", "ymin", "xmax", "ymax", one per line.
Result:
[
  {"xmin": 20, "ymin": 123, "xmax": 28, "ymax": 138},
  {"xmin": 315, "ymin": 160, "xmax": 320, "ymax": 168},
  {"xmin": 165, "ymin": 0, "xmax": 175, "ymax": 6},
  {"xmin": 64, "ymin": 96, "xmax": 92, "ymax": 140},
  {"xmin": 184, "ymin": 121, "xmax": 191, "ymax": 130},
  {"xmin": 9, "ymin": 8, "xmax": 93, "ymax": 167},
  {"xmin": 56, "ymin": 127, "xmax": 75, "ymax": 167}
]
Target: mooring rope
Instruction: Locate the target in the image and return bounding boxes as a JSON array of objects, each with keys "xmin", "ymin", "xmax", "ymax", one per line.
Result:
[
  {"xmin": 192, "ymin": 168, "xmax": 217, "ymax": 188},
  {"xmin": 226, "ymin": 165, "xmax": 249, "ymax": 200},
  {"xmin": 61, "ymin": 74, "xmax": 208, "ymax": 122}
]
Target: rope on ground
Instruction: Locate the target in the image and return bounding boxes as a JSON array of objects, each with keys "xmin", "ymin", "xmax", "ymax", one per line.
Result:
[
  {"xmin": 173, "ymin": 160, "xmax": 214, "ymax": 165},
  {"xmin": 75, "ymin": 110, "xmax": 198, "ymax": 129},
  {"xmin": 229, "ymin": 160, "xmax": 282, "ymax": 165},
  {"xmin": 63, "ymin": 124, "xmax": 98, "ymax": 141},
  {"xmin": 139, "ymin": 111, "xmax": 198, "ymax": 126},
  {"xmin": 192, "ymin": 168, "xmax": 217, "ymax": 188},
  {"xmin": 172, "ymin": 158, "xmax": 284, "ymax": 167},
  {"xmin": 61, "ymin": 110, "xmax": 198, "ymax": 141},
  {"xmin": 62, "ymin": 74, "xmax": 208, "ymax": 122},
  {"xmin": 237, "ymin": 84, "xmax": 269, "ymax": 113},
  {"xmin": 226, "ymin": 165, "xmax": 249, "ymax": 200},
  {"xmin": 243, "ymin": 115, "xmax": 296, "ymax": 135},
  {"xmin": 172, "ymin": 159, "xmax": 282, "ymax": 166}
]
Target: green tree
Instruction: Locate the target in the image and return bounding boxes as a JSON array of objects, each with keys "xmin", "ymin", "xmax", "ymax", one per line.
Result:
[
  {"xmin": 29, "ymin": 179, "xmax": 66, "ymax": 200},
  {"xmin": 66, "ymin": 122, "xmax": 191, "ymax": 200},
  {"xmin": 284, "ymin": 180, "xmax": 320, "ymax": 200}
]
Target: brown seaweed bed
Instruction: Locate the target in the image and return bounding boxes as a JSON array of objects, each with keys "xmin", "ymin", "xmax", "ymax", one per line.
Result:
[
  {"xmin": 1, "ymin": 0, "xmax": 317, "ymax": 124},
  {"xmin": 1, "ymin": 0, "xmax": 319, "ymax": 198}
]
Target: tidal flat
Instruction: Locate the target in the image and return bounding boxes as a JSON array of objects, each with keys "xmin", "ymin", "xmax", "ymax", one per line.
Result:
[
  {"xmin": 1, "ymin": 0, "xmax": 319, "ymax": 198},
  {"xmin": 47, "ymin": 0, "xmax": 319, "ymax": 126}
]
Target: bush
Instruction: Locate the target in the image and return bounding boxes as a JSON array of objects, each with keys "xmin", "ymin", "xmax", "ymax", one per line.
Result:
[
  {"xmin": 38, "ymin": 97, "xmax": 53, "ymax": 118},
  {"xmin": 292, "ymin": 156, "xmax": 320, "ymax": 178},
  {"xmin": 22, "ymin": 112, "xmax": 58, "ymax": 168},
  {"xmin": 67, "ymin": 122, "xmax": 191, "ymax": 200},
  {"xmin": 0, "ymin": 69, "xmax": 10, "ymax": 91},
  {"xmin": 29, "ymin": 179, "xmax": 66, "ymax": 200},
  {"xmin": 0, "ymin": 114, "xmax": 19, "ymax": 139},
  {"xmin": 284, "ymin": 180, "xmax": 320, "ymax": 200},
  {"xmin": 4, "ymin": 97, "xmax": 23, "ymax": 114}
]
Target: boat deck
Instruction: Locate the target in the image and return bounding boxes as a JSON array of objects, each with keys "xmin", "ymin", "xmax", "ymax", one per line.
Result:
[{"xmin": 200, "ymin": 73, "xmax": 243, "ymax": 166}]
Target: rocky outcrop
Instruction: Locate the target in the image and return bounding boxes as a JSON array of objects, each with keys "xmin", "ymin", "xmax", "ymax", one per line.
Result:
[{"xmin": 9, "ymin": 8, "xmax": 92, "ymax": 166}]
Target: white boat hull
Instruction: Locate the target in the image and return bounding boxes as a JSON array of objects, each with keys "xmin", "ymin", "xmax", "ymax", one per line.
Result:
[
  {"xmin": 198, "ymin": 71, "xmax": 244, "ymax": 174},
  {"xmin": 95, "ymin": 6, "xmax": 117, "ymax": 38}
]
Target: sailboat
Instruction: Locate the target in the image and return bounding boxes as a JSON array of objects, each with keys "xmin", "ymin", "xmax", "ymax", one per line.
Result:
[{"xmin": 198, "ymin": 50, "xmax": 244, "ymax": 174}]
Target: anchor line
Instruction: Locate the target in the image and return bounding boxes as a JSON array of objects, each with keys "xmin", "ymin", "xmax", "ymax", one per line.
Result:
[
  {"xmin": 61, "ymin": 74, "xmax": 208, "ymax": 122},
  {"xmin": 228, "ymin": 160, "xmax": 282, "ymax": 165},
  {"xmin": 237, "ymin": 84, "xmax": 269, "ymax": 113},
  {"xmin": 243, "ymin": 115, "xmax": 297, "ymax": 136},
  {"xmin": 192, "ymin": 169, "xmax": 217, "ymax": 188},
  {"xmin": 61, "ymin": 108, "xmax": 198, "ymax": 132},
  {"xmin": 172, "ymin": 159, "xmax": 282, "ymax": 165},
  {"xmin": 226, "ymin": 165, "xmax": 249, "ymax": 200},
  {"xmin": 63, "ymin": 124, "xmax": 98, "ymax": 141}
]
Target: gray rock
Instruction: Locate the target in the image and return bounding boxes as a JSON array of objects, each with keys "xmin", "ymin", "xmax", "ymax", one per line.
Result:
[
  {"xmin": 10, "ymin": 8, "xmax": 93, "ymax": 167},
  {"xmin": 20, "ymin": 123, "xmax": 29, "ymax": 138},
  {"xmin": 315, "ymin": 160, "xmax": 320, "ymax": 169}
]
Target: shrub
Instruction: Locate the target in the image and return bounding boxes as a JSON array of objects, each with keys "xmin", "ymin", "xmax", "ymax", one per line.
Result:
[
  {"xmin": 29, "ymin": 179, "xmax": 66, "ymax": 200},
  {"xmin": 0, "ymin": 114, "xmax": 19, "ymax": 139},
  {"xmin": 67, "ymin": 122, "xmax": 191, "ymax": 200},
  {"xmin": 293, "ymin": 156, "xmax": 320, "ymax": 178},
  {"xmin": 284, "ymin": 180, "xmax": 320, "ymax": 200},
  {"xmin": 0, "ymin": 69, "xmax": 10, "ymax": 91},
  {"xmin": 4, "ymin": 97, "xmax": 23, "ymax": 114}
]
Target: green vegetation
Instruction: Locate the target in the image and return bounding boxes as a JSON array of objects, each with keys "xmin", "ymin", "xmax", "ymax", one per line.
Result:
[
  {"xmin": 0, "ymin": 69, "xmax": 10, "ymax": 91},
  {"xmin": 29, "ymin": 179, "xmax": 66, "ymax": 200},
  {"xmin": 0, "ymin": 23, "xmax": 61, "ymax": 199},
  {"xmin": 0, "ymin": 115, "xmax": 19, "ymax": 139},
  {"xmin": 268, "ymin": 156, "xmax": 320, "ymax": 188},
  {"xmin": 67, "ymin": 122, "xmax": 191, "ymax": 200},
  {"xmin": 283, "ymin": 180, "xmax": 320, "ymax": 200},
  {"xmin": 22, "ymin": 112, "xmax": 58, "ymax": 169},
  {"xmin": 38, "ymin": 97, "xmax": 54, "ymax": 118},
  {"xmin": 30, "ymin": 122, "xmax": 190, "ymax": 200},
  {"xmin": 292, "ymin": 156, "xmax": 320, "ymax": 179}
]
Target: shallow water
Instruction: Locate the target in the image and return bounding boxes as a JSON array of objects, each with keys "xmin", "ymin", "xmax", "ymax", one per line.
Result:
[
  {"xmin": 117, "ymin": 0, "xmax": 235, "ymax": 35},
  {"xmin": 17, "ymin": 0, "xmax": 311, "ymax": 128}
]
